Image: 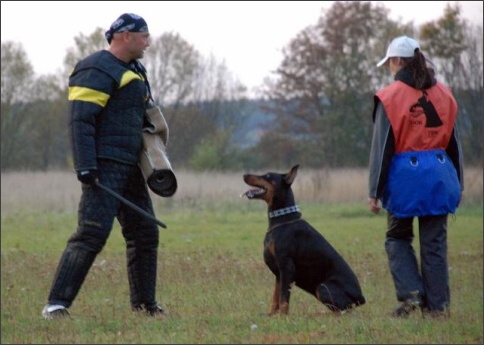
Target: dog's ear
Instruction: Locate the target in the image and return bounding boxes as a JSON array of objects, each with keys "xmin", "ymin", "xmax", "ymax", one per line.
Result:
[{"xmin": 284, "ymin": 165, "xmax": 299, "ymax": 185}]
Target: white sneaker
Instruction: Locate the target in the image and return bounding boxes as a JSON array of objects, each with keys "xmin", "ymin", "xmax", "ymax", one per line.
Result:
[{"xmin": 42, "ymin": 305, "xmax": 70, "ymax": 320}]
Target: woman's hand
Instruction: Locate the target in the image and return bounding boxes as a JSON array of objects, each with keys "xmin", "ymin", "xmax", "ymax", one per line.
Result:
[{"xmin": 368, "ymin": 197, "xmax": 381, "ymax": 214}]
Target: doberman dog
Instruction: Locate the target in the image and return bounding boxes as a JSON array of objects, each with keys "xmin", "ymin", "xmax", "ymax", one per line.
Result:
[{"xmin": 242, "ymin": 164, "xmax": 365, "ymax": 315}]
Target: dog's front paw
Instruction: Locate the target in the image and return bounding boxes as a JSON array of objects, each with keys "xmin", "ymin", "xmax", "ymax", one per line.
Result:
[{"xmin": 268, "ymin": 304, "xmax": 279, "ymax": 315}]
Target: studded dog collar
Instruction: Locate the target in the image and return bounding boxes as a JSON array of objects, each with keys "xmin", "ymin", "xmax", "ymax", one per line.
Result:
[{"xmin": 268, "ymin": 205, "xmax": 301, "ymax": 218}]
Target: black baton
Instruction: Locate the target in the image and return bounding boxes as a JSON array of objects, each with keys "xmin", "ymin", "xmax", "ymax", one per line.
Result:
[{"xmin": 95, "ymin": 180, "xmax": 167, "ymax": 229}]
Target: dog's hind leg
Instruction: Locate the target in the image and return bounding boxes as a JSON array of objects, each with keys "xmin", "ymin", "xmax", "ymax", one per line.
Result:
[
  {"xmin": 316, "ymin": 283, "xmax": 338, "ymax": 311},
  {"xmin": 316, "ymin": 283, "xmax": 352, "ymax": 312}
]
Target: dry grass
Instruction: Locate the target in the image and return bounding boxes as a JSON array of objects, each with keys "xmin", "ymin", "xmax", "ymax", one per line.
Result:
[
  {"xmin": 1, "ymin": 167, "xmax": 482, "ymax": 213},
  {"xmin": 1, "ymin": 168, "xmax": 482, "ymax": 344}
]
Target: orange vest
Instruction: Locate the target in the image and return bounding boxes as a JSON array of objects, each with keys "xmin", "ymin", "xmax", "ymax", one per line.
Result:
[{"xmin": 376, "ymin": 81, "xmax": 457, "ymax": 153}]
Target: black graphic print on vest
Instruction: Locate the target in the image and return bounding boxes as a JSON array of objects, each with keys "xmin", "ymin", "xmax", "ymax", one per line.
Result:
[{"xmin": 409, "ymin": 90, "xmax": 443, "ymax": 128}]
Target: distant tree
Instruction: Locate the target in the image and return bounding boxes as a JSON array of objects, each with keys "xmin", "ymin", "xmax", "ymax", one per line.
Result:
[
  {"xmin": 63, "ymin": 27, "xmax": 108, "ymax": 78},
  {"xmin": 144, "ymin": 32, "xmax": 201, "ymax": 109},
  {"xmin": 256, "ymin": 1, "xmax": 481, "ymax": 168},
  {"xmin": 1, "ymin": 41, "xmax": 71, "ymax": 170},
  {"xmin": 1, "ymin": 41, "xmax": 34, "ymax": 104},
  {"xmin": 258, "ymin": 1, "xmax": 412, "ymax": 167},
  {"xmin": 419, "ymin": 4, "xmax": 483, "ymax": 166},
  {"xmin": 21, "ymin": 28, "xmax": 108, "ymax": 170},
  {"xmin": 192, "ymin": 53, "xmax": 247, "ymax": 101},
  {"xmin": 29, "ymin": 75, "xmax": 69, "ymax": 169},
  {"xmin": 144, "ymin": 32, "xmax": 250, "ymax": 169},
  {"xmin": 189, "ymin": 129, "xmax": 243, "ymax": 171},
  {"xmin": 1, "ymin": 41, "xmax": 35, "ymax": 170},
  {"xmin": 2, "ymin": 28, "xmax": 252, "ymax": 171},
  {"xmin": 191, "ymin": 55, "xmax": 249, "ymax": 143},
  {"xmin": 163, "ymin": 104, "xmax": 215, "ymax": 167}
]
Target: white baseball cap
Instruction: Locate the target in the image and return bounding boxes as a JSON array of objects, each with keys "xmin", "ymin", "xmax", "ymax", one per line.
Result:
[{"xmin": 377, "ymin": 36, "xmax": 420, "ymax": 67}]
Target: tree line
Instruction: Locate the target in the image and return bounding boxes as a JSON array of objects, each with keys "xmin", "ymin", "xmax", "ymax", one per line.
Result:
[{"xmin": 1, "ymin": 1, "xmax": 482, "ymax": 172}]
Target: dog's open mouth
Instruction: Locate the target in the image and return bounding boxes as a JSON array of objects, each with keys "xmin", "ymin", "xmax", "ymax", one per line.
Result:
[{"xmin": 241, "ymin": 187, "xmax": 266, "ymax": 199}]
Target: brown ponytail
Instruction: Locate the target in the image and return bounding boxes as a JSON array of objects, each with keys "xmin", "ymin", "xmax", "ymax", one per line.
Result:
[{"xmin": 403, "ymin": 48, "xmax": 432, "ymax": 90}]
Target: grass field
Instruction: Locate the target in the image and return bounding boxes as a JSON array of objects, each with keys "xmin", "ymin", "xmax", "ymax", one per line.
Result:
[{"xmin": 1, "ymin": 168, "xmax": 482, "ymax": 344}]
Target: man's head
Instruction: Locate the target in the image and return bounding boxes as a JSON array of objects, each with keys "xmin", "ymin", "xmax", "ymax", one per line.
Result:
[
  {"xmin": 105, "ymin": 13, "xmax": 151, "ymax": 60},
  {"xmin": 105, "ymin": 13, "xmax": 149, "ymax": 44}
]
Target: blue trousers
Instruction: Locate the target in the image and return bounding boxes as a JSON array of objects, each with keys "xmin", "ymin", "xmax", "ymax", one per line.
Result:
[{"xmin": 385, "ymin": 213, "xmax": 450, "ymax": 312}]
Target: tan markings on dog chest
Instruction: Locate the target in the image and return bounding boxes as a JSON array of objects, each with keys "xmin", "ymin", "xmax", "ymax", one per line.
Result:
[{"xmin": 268, "ymin": 241, "xmax": 276, "ymax": 257}]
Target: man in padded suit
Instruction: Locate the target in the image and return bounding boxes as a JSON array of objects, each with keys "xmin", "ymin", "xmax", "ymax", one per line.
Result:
[{"xmin": 42, "ymin": 13, "xmax": 166, "ymax": 320}]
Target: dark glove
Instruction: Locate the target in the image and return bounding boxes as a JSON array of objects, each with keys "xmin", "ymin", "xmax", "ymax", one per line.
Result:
[{"xmin": 77, "ymin": 169, "xmax": 99, "ymax": 186}]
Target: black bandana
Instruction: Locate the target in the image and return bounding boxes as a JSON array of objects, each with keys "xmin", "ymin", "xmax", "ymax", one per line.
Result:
[{"xmin": 105, "ymin": 13, "xmax": 149, "ymax": 44}]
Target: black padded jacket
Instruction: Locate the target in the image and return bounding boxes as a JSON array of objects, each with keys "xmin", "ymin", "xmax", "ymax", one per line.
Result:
[{"xmin": 68, "ymin": 50, "xmax": 149, "ymax": 171}]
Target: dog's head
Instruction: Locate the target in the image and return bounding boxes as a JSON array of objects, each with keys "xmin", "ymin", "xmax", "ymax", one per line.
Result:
[{"xmin": 242, "ymin": 164, "xmax": 299, "ymax": 208}]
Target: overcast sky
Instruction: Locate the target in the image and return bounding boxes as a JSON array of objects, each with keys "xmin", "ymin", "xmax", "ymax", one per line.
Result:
[{"xmin": 1, "ymin": 1, "xmax": 482, "ymax": 95}]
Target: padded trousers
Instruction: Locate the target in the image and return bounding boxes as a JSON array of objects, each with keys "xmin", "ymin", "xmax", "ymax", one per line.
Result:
[{"xmin": 46, "ymin": 160, "xmax": 160, "ymax": 310}]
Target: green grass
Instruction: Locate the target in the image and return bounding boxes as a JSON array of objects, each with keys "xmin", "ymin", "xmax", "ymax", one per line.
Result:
[{"xmin": 1, "ymin": 201, "xmax": 482, "ymax": 344}]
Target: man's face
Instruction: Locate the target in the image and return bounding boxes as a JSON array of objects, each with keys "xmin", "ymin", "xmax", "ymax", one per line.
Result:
[{"xmin": 127, "ymin": 31, "xmax": 151, "ymax": 59}]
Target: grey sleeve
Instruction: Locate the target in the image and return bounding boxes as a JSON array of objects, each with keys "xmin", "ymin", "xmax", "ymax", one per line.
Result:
[
  {"xmin": 368, "ymin": 101, "xmax": 394, "ymax": 199},
  {"xmin": 446, "ymin": 125, "xmax": 465, "ymax": 191}
]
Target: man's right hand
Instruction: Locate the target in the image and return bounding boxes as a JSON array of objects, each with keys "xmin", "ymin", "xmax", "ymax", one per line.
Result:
[{"xmin": 77, "ymin": 170, "xmax": 99, "ymax": 186}]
